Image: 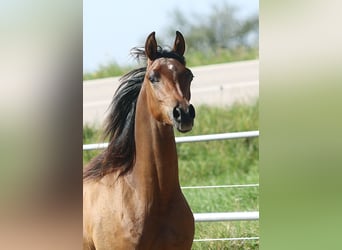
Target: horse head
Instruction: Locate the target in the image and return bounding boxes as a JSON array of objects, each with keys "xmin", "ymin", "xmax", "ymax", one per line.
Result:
[{"xmin": 144, "ymin": 31, "xmax": 195, "ymax": 133}]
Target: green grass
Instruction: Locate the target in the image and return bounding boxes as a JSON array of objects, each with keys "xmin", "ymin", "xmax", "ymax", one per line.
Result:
[
  {"xmin": 186, "ymin": 46, "xmax": 259, "ymax": 68},
  {"xmin": 83, "ymin": 103, "xmax": 259, "ymax": 249},
  {"xmin": 83, "ymin": 60, "xmax": 133, "ymax": 80},
  {"xmin": 83, "ymin": 125, "xmax": 104, "ymax": 164}
]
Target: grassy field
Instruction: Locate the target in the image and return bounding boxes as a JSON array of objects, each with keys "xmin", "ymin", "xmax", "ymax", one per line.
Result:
[{"xmin": 83, "ymin": 103, "xmax": 259, "ymax": 249}]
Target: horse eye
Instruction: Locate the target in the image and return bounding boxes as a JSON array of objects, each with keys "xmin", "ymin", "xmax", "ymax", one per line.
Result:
[{"xmin": 149, "ymin": 72, "xmax": 159, "ymax": 84}]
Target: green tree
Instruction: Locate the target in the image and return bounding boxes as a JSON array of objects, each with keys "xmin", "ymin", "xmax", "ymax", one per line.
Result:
[{"xmin": 165, "ymin": 2, "xmax": 258, "ymax": 66}]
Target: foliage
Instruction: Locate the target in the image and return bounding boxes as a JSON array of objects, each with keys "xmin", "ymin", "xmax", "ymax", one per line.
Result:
[
  {"xmin": 165, "ymin": 2, "xmax": 259, "ymax": 67},
  {"xmin": 83, "ymin": 102, "xmax": 259, "ymax": 249},
  {"xmin": 167, "ymin": 4, "xmax": 258, "ymax": 50}
]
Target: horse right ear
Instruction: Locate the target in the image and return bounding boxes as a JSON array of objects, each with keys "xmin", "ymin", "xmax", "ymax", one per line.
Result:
[
  {"xmin": 145, "ymin": 31, "xmax": 157, "ymax": 61},
  {"xmin": 173, "ymin": 31, "xmax": 185, "ymax": 56}
]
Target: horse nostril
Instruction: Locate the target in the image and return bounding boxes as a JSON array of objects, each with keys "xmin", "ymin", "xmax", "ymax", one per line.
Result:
[
  {"xmin": 173, "ymin": 107, "xmax": 181, "ymax": 121},
  {"xmin": 189, "ymin": 104, "xmax": 196, "ymax": 119},
  {"xmin": 173, "ymin": 105, "xmax": 195, "ymax": 123}
]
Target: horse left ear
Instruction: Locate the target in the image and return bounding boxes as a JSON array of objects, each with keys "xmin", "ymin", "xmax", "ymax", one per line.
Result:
[
  {"xmin": 173, "ymin": 31, "xmax": 185, "ymax": 56},
  {"xmin": 145, "ymin": 31, "xmax": 158, "ymax": 61}
]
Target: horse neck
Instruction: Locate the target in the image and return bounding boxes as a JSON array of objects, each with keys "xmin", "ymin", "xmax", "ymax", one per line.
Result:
[{"xmin": 130, "ymin": 84, "xmax": 180, "ymax": 203}]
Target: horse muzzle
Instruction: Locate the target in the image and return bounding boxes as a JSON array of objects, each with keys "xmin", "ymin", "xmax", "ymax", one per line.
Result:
[{"xmin": 172, "ymin": 104, "xmax": 196, "ymax": 133}]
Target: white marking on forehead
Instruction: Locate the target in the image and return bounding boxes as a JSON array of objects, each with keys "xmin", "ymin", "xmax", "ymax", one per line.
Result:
[{"xmin": 168, "ymin": 63, "xmax": 176, "ymax": 71}]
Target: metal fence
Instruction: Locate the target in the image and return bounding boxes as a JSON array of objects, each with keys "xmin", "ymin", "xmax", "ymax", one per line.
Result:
[
  {"xmin": 83, "ymin": 130, "xmax": 259, "ymax": 150},
  {"xmin": 83, "ymin": 130, "xmax": 259, "ymax": 243}
]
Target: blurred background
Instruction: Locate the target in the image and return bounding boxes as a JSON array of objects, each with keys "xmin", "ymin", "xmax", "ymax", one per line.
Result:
[
  {"xmin": 83, "ymin": 2, "xmax": 260, "ymax": 248},
  {"xmin": 83, "ymin": 0, "xmax": 259, "ymax": 78},
  {"xmin": 1, "ymin": 0, "xmax": 342, "ymax": 249}
]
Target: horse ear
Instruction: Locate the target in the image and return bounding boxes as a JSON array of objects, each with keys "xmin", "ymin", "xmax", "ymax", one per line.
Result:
[
  {"xmin": 173, "ymin": 31, "xmax": 185, "ymax": 56},
  {"xmin": 145, "ymin": 31, "xmax": 157, "ymax": 61}
]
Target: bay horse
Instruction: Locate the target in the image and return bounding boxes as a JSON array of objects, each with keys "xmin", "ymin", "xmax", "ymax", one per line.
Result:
[{"xmin": 83, "ymin": 31, "xmax": 196, "ymax": 250}]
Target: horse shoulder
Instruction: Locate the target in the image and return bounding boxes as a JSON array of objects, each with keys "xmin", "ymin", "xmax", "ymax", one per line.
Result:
[{"xmin": 83, "ymin": 175, "xmax": 143, "ymax": 249}]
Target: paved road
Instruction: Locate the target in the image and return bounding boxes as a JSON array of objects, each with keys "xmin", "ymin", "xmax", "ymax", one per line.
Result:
[{"xmin": 83, "ymin": 60, "xmax": 259, "ymax": 125}]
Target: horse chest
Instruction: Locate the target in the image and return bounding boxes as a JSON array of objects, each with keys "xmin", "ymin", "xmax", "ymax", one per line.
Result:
[
  {"xmin": 130, "ymin": 199, "xmax": 194, "ymax": 249},
  {"xmin": 100, "ymin": 187, "xmax": 191, "ymax": 249}
]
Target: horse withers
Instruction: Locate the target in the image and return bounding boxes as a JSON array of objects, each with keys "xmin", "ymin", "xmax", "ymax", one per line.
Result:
[{"xmin": 83, "ymin": 31, "xmax": 195, "ymax": 250}]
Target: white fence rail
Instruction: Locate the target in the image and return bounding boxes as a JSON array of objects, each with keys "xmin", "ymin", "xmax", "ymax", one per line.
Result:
[
  {"xmin": 83, "ymin": 130, "xmax": 259, "ymax": 151},
  {"xmin": 181, "ymin": 183, "xmax": 259, "ymax": 190},
  {"xmin": 193, "ymin": 237, "xmax": 259, "ymax": 242},
  {"xmin": 194, "ymin": 211, "xmax": 259, "ymax": 222}
]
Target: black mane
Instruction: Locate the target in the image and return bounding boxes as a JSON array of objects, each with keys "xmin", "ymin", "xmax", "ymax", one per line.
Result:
[
  {"xmin": 83, "ymin": 46, "xmax": 185, "ymax": 180},
  {"xmin": 130, "ymin": 46, "xmax": 186, "ymax": 65}
]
